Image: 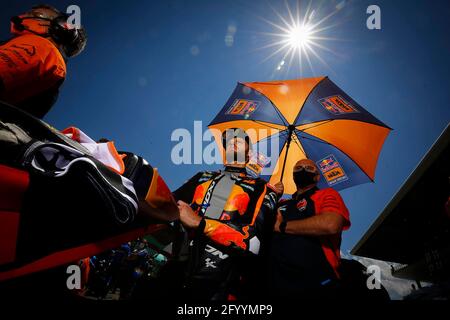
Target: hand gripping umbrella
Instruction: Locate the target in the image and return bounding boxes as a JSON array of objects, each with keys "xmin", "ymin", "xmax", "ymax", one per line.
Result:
[{"xmin": 208, "ymin": 77, "xmax": 392, "ymax": 195}]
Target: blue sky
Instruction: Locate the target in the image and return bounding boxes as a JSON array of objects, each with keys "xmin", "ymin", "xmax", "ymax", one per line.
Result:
[{"xmin": 2, "ymin": 0, "xmax": 449, "ymax": 254}]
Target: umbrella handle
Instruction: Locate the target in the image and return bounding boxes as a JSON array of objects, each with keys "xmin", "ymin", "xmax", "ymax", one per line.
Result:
[{"xmin": 280, "ymin": 126, "xmax": 294, "ymax": 182}]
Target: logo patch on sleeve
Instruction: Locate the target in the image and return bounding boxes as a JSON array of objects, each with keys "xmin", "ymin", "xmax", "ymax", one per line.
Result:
[{"xmin": 296, "ymin": 199, "xmax": 308, "ymax": 212}]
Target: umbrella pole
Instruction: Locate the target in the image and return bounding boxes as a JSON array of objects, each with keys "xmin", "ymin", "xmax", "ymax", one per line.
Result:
[{"xmin": 280, "ymin": 125, "xmax": 295, "ymax": 182}]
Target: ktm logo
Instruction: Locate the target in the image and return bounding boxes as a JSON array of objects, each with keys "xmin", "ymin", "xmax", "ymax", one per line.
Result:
[
  {"xmin": 327, "ymin": 171, "xmax": 341, "ymax": 178},
  {"xmin": 11, "ymin": 44, "xmax": 36, "ymax": 56},
  {"xmin": 318, "ymin": 95, "xmax": 359, "ymax": 115}
]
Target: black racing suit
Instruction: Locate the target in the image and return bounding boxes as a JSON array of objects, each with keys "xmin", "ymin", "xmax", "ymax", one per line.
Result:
[{"xmin": 173, "ymin": 166, "xmax": 279, "ymax": 300}]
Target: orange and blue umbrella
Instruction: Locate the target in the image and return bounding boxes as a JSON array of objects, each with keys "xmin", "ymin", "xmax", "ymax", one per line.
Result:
[{"xmin": 208, "ymin": 77, "xmax": 392, "ymax": 195}]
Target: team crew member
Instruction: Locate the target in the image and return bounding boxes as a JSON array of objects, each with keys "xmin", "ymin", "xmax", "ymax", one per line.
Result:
[
  {"xmin": 268, "ymin": 158, "xmax": 351, "ymax": 298},
  {"xmin": 0, "ymin": 4, "xmax": 87, "ymax": 118},
  {"xmin": 173, "ymin": 128, "xmax": 282, "ymax": 300}
]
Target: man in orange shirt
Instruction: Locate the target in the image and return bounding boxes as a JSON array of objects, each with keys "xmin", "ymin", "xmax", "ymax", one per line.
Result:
[
  {"xmin": 268, "ymin": 158, "xmax": 351, "ymax": 299},
  {"xmin": 0, "ymin": 4, "xmax": 87, "ymax": 118}
]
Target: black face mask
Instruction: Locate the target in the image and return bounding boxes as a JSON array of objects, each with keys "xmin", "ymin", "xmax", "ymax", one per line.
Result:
[{"xmin": 293, "ymin": 169, "xmax": 317, "ymax": 188}]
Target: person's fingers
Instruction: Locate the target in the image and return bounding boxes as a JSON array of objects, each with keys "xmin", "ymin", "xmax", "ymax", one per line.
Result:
[{"xmin": 177, "ymin": 200, "xmax": 188, "ymax": 208}]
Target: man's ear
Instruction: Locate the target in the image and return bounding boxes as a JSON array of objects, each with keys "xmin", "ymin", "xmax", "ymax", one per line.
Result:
[{"xmin": 314, "ymin": 173, "xmax": 320, "ymax": 183}]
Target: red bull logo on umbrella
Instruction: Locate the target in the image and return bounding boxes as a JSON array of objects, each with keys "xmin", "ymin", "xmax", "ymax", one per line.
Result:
[
  {"xmin": 316, "ymin": 155, "xmax": 349, "ymax": 186},
  {"xmin": 318, "ymin": 95, "xmax": 359, "ymax": 115},
  {"xmin": 226, "ymin": 99, "xmax": 259, "ymax": 117}
]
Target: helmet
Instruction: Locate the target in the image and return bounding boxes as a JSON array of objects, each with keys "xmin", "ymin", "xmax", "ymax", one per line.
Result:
[{"xmin": 10, "ymin": 4, "xmax": 87, "ymax": 57}]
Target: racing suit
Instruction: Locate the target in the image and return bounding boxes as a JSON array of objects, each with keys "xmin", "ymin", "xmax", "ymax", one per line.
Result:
[{"xmin": 173, "ymin": 166, "xmax": 279, "ymax": 300}]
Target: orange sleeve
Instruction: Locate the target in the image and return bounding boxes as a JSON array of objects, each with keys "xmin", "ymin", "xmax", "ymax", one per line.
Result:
[
  {"xmin": 317, "ymin": 188, "xmax": 351, "ymax": 230},
  {"xmin": 0, "ymin": 34, "xmax": 66, "ymax": 104}
]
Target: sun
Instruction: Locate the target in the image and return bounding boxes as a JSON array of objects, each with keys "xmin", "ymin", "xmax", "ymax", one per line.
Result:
[
  {"xmin": 287, "ymin": 24, "xmax": 313, "ymax": 49},
  {"xmin": 256, "ymin": 0, "xmax": 344, "ymax": 76}
]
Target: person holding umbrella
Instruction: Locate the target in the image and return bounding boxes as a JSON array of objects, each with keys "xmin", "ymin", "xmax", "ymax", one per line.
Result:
[
  {"xmin": 173, "ymin": 128, "xmax": 283, "ymax": 300},
  {"xmin": 267, "ymin": 158, "xmax": 350, "ymax": 299}
]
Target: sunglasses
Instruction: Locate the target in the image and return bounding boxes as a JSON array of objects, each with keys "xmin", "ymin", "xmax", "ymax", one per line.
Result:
[{"xmin": 293, "ymin": 165, "xmax": 318, "ymax": 173}]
